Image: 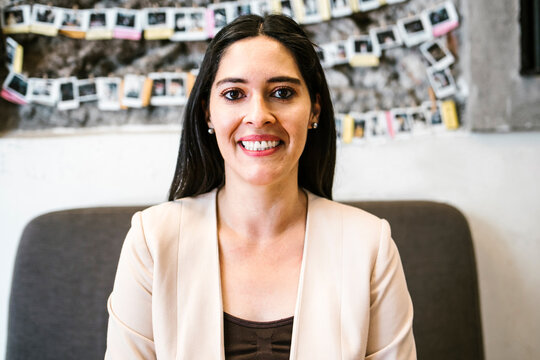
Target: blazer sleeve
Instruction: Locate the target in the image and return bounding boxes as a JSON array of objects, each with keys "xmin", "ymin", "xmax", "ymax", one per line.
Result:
[
  {"xmin": 365, "ymin": 219, "xmax": 416, "ymax": 360},
  {"xmin": 105, "ymin": 211, "xmax": 157, "ymax": 360}
]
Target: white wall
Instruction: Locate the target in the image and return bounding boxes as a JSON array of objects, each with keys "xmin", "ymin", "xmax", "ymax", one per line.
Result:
[{"xmin": 1, "ymin": 130, "xmax": 539, "ymax": 359}]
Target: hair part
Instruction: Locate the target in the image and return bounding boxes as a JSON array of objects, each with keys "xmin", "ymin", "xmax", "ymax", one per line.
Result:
[{"xmin": 168, "ymin": 14, "xmax": 336, "ymax": 201}]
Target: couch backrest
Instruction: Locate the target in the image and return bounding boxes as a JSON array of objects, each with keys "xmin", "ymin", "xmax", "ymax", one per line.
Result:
[{"xmin": 6, "ymin": 201, "xmax": 484, "ymax": 359}]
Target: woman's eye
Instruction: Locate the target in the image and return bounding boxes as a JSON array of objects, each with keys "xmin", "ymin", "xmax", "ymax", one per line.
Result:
[
  {"xmin": 273, "ymin": 88, "xmax": 294, "ymax": 99},
  {"xmin": 223, "ymin": 89, "xmax": 244, "ymax": 101}
]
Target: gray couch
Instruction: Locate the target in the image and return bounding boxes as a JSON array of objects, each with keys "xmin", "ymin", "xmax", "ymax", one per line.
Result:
[{"xmin": 6, "ymin": 201, "xmax": 484, "ymax": 359}]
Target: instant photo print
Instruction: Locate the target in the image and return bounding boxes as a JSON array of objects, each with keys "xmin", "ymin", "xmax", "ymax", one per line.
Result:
[
  {"xmin": 349, "ymin": 112, "xmax": 368, "ymax": 143},
  {"xmin": 77, "ymin": 79, "xmax": 99, "ymax": 102},
  {"xmin": 2, "ymin": 5, "xmax": 31, "ymax": 34},
  {"xmin": 365, "ymin": 110, "xmax": 388, "ymax": 139},
  {"xmin": 96, "ymin": 77, "xmax": 123, "ymax": 111},
  {"xmin": 27, "ymin": 77, "xmax": 59, "ymax": 106},
  {"xmin": 5, "ymin": 37, "xmax": 23, "ymax": 73},
  {"xmin": 348, "ymin": 34, "xmax": 381, "ymax": 67},
  {"xmin": 330, "ymin": 0, "xmax": 353, "ymax": 18},
  {"xmin": 370, "ymin": 25, "xmax": 402, "ymax": 50},
  {"xmin": 143, "ymin": 8, "xmax": 174, "ymax": 40},
  {"xmin": 421, "ymin": 100, "xmax": 445, "ymax": 130},
  {"xmin": 30, "ymin": 4, "xmax": 63, "ymax": 36},
  {"xmin": 397, "ymin": 14, "xmax": 432, "ymax": 47},
  {"xmin": 149, "ymin": 72, "xmax": 189, "ymax": 106},
  {"xmin": 208, "ymin": 2, "xmax": 237, "ymax": 37},
  {"xmin": 274, "ymin": 0, "xmax": 295, "ymax": 19},
  {"xmin": 319, "ymin": 40, "xmax": 349, "ymax": 68},
  {"xmin": 121, "ymin": 74, "xmax": 152, "ymax": 108},
  {"xmin": 341, "ymin": 114, "xmax": 355, "ymax": 144},
  {"xmin": 292, "ymin": 0, "xmax": 330, "ymax": 25},
  {"xmin": 86, "ymin": 9, "xmax": 114, "ymax": 40},
  {"xmin": 427, "ymin": 1, "xmax": 459, "ymax": 37},
  {"xmin": 114, "ymin": 8, "xmax": 142, "ymax": 40},
  {"xmin": 60, "ymin": 8, "xmax": 88, "ymax": 39},
  {"xmin": 171, "ymin": 7, "xmax": 207, "ymax": 41},
  {"xmin": 57, "ymin": 77, "xmax": 80, "ymax": 110},
  {"xmin": 408, "ymin": 106, "xmax": 430, "ymax": 134},
  {"xmin": 357, "ymin": 0, "xmax": 379, "ymax": 12},
  {"xmin": 1, "ymin": 71, "xmax": 28, "ymax": 104},
  {"xmin": 390, "ymin": 108, "xmax": 413, "ymax": 138},
  {"xmin": 427, "ymin": 66, "xmax": 456, "ymax": 98},
  {"xmin": 420, "ymin": 40, "xmax": 454, "ymax": 70}
]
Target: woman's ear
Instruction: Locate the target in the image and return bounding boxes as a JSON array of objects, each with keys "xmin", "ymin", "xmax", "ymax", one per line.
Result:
[
  {"xmin": 203, "ymin": 100, "xmax": 212, "ymax": 127},
  {"xmin": 310, "ymin": 94, "xmax": 321, "ymax": 127}
]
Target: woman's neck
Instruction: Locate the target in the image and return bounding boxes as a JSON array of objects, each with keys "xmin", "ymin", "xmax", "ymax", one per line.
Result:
[{"xmin": 216, "ymin": 181, "xmax": 307, "ymax": 247}]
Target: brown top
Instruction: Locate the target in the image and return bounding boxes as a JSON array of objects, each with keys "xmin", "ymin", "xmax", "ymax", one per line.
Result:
[{"xmin": 223, "ymin": 312, "xmax": 294, "ymax": 360}]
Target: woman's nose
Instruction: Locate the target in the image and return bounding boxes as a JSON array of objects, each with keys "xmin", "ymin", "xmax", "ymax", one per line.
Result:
[{"xmin": 243, "ymin": 94, "xmax": 275, "ymax": 127}]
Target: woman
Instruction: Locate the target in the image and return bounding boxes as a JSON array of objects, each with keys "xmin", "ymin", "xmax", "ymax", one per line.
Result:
[{"xmin": 106, "ymin": 14, "xmax": 416, "ymax": 359}]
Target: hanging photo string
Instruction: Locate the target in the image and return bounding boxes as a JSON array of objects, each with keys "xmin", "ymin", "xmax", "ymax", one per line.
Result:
[{"xmin": 0, "ymin": 0, "xmax": 462, "ymax": 139}]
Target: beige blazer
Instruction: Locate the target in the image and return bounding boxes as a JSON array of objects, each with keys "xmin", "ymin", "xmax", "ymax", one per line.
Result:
[{"xmin": 105, "ymin": 189, "xmax": 416, "ymax": 359}]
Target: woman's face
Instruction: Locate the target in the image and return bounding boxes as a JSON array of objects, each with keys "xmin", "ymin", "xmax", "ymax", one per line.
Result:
[{"xmin": 207, "ymin": 36, "xmax": 320, "ymax": 188}]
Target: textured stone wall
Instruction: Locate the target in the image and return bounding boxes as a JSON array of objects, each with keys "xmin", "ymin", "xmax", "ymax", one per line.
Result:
[{"xmin": 0, "ymin": 0, "xmax": 464, "ymax": 132}]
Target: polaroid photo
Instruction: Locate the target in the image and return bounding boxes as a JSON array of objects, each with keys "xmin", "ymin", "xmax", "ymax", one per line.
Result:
[
  {"xmin": 421, "ymin": 100, "xmax": 445, "ymax": 131},
  {"xmin": 114, "ymin": 8, "xmax": 142, "ymax": 40},
  {"xmin": 408, "ymin": 106, "xmax": 430, "ymax": 135},
  {"xmin": 426, "ymin": 1, "xmax": 459, "ymax": 37},
  {"xmin": 5, "ymin": 37, "xmax": 24, "ymax": 73},
  {"xmin": 96, "ymin": 77, "xmax": 123, "ymax": 111},
  {"xmin": 292, "ymin": 0, "xmax": 330, "ymax": 24},
  {"xmin": 233, "ymin": 1, "xmax": 256, "ymax": 17},
  {"xmin": 122, "ymin": 74, "xmax": 152, "ymax": 108},
  {"xmin": 348, "ymin": 34, "xmax": 381, "ymax": 67},
  {"xmin": 364, "ymin": 110, "xmax": 388, "ymax": 139},
  {"xmin": 143, "ymin": 8, "xmax": 174, "ymax": 40},
  {"xmin": 77, "ymin": 79, "xmax": 99, "ymax": 102},
  {"xmin": 30, "ymin": 4, "xmax": 63, "ymax": 37},
  {"xmin": 57, "ymin": 77, "xmax": 80, "ymax": 110},
  {"xmin": 60, "ymin": 8, "xmax": 88, "ymax": 39},
  {"xmin": 319, "ymin": 40, "xmax": 349, "ymax": 67},
  {"xmin": 357, "ymin": 0, "xmax": 379, "ymax": 12},
  {"xmin": 149, "ymin": 72, "xmax": 189, "ymax": 106},
  {"xmin": 397, "ymin": 13, "xmax": 432, "ymax": 47},
  {"xmin": 2, "ymin": 5, "xmax": 31, "ymax": 34},
  {"xmin": 349, "ymin": 112, "xmax": 368, "ymax": 143},
  {"xmin": 275, "ymin": 0, "xmax": 296, "ymax": 19},
  {"xmin": 390, "ymin": 108, "xmax": 413, "ymax": 138},
  {"xmin": 427, "ymin": 66, "xmax": 456, "ymax": 99},
  {"xmin": 86, "ymin": 9, "xmax": 114, "ymax": 40},
  {"xmin": 370, "ymin": 25, "xmax": 402, "ymax": 50},
  {"xmin": 1, "ymin": 71, "xmax": 28, "ymax": 104},
  {"xmin": 171, "ymin": 7, "xmax": 208, "ymax": 42},
  {"xmin": 330, "ymin": 0, "xmax": 353, "ymax": 18},
  {"xmin": 253, "ymin": 0, "xmax": 272, "ymax": 16},
  {"xmin": 420, "ymin": 40, "xmax": 454, "ymax": 70},
  {"xmin": 208, "ymin": 2, "xmax": 237, "ymax": 37},
  {"xmin": 27, "ymin": 78, "xmax": 59, "ymax": 106}
]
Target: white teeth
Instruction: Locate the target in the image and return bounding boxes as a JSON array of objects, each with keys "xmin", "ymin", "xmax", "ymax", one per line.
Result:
[{"xmin": 241, "ymin": 140, "xmax": 280, "ymax": 151}]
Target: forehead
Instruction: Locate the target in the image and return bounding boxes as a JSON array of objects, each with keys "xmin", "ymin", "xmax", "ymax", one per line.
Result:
[{"xmin": 214, "ymin": 36, "xmax": 304, "ymax": 83}]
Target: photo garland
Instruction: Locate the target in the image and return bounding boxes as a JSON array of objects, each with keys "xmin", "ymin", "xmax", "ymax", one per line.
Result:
[{"xmin": 0, "ymin": 0, "xmax": 461, "ymax": 136}]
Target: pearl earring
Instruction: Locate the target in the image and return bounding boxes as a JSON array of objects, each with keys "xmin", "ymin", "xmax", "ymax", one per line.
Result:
[
  {"xmin": 208, "ymin": 128, "xmax": 215, "ymax": 134},
  {"xmin": 312, "ymin": 123, "xmax": 318, "ymax": 129}
]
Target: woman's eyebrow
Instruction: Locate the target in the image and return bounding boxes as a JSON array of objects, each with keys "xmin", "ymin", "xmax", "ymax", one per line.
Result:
[
  {"xmin": 267, "ymin": 76, "xmax": 302, "ymax": 85},
  {"xmin": 215, "ymin": 77, "xmax": 246, "ymax": 87}
]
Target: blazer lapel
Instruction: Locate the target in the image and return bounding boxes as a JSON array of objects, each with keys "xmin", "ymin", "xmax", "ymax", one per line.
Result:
[
  {"xmin": 290, "ymin": 193, "xmax": 343, "ymax": 360},
  {"xmin": 176, "ymin": 190, "xmax": 225, "ymax": 360}
]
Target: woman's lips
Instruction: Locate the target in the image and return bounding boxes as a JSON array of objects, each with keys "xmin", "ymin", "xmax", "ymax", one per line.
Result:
[{"xmin": 238, "ymin": 135, "xmax": 283, "ymax": 156}]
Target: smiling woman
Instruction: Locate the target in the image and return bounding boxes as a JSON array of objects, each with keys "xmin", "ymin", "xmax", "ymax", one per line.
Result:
[{"xmin": 105, "ymin": 14, "xmax": 416, "ymax": 360}]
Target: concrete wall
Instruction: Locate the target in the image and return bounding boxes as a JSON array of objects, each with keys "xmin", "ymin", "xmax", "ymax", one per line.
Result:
[
  {"xmin": 465, "ymin": 0, "xmax": 540, "ymax": 131},
  {"xmin": 1, "ymin": 131, "xmax": 540, "ymax": 359}
]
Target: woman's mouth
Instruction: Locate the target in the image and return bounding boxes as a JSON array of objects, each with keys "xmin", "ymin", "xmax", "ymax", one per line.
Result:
[{"xmin": 240, "ymin": 140, "xmax": 281, "ymax": 151}]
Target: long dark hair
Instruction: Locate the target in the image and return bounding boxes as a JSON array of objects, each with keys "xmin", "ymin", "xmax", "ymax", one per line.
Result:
[{"xmin": 168, "ymin": 14, "xmax": 336, "ymax": 201}]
